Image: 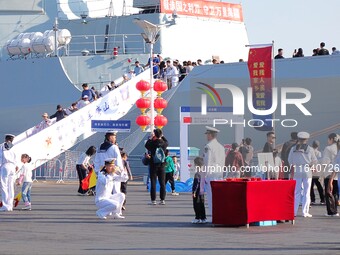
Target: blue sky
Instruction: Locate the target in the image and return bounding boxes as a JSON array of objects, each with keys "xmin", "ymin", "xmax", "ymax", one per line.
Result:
[{"xmin": 240, "ymin": 0, "xmax": 340, "ymax": 57}]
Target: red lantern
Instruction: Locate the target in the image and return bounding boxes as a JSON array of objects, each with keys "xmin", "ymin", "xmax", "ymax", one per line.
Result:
[
  {"xmin": 154, "ymin": 97, "xmax": 168, "ymax": 114},
  {"xmin": 136, "ymin": 115, "xmax": 151, "ymax": 131},
  {"xmin": 136, "ymin": 80, "xmax": 151, "ymax": 96},
  {"xmin": 153, "ymin": 80, "xmax": 167, "ymax": 96},
  {"xmin": 154, "ymin": 115, "xmax": 168, "ymax": 129},
  {"xmin": 136, "ymin": 97, "xmax": 151, "ymax": 114}
]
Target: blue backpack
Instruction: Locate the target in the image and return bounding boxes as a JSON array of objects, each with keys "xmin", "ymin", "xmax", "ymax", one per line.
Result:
[{"xmin": 153, "ymin": 147, "xmax": 166, "ymax": 164}]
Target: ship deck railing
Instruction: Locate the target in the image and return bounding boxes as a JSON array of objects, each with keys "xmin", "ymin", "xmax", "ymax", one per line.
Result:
[{"xmin": 64, "ymin": 33, "xmax": 147, "ymax": 57}]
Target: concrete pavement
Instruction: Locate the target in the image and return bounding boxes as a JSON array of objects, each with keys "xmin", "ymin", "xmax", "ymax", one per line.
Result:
[{"xmin": 0, "ymin": 181, "xmax": 339, "ymax": 255}]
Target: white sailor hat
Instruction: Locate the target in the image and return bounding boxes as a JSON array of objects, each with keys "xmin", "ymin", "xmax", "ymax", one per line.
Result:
[
  {"xmin": 82, "ymin": 95, "xmax": 89, "ymax": 99},
  {"xmin": 104, "ymin": 158, "xmax": 116, "ymax": 165},
  {"xmin": 205, "ymin": 126, "xmax": 220, "ymax": 134},
  {"xmin": 297, "ymin": 132, "xmax": 310, "ymax": 139},
  {"xmin": 5, "ymin": 134, "xmax": 15, "ymax": 138}
]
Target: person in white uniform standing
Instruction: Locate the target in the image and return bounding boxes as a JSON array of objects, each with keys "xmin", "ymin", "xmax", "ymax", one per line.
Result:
[
  {"xmin": 288, "ymin": 132, "xmax": 317, "ymax": 218},
  {"xmin": 203, "ymin": 126, "xmax": 225, "ymax": 217},
  {"xmin": 95, "ymin": 158, "xmax": 128, "ymax": 220},
  {"xmin": 94, "ymin": 132, "xmax": 123, "ymax": 174},
  {"xmin": 0, "ymin": 134, "xmax": 19, "ymax": 212}
]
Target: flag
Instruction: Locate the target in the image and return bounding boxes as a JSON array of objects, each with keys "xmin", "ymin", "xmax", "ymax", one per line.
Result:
[
  {"xmin": 247, "ymin": 45, "xmax": 273, "ymax": 131},
  {"xmin": 81, "ymin": 170, "xmax": 97, "ymax": 190},
  {"xmin": 14, "ymin": 192, "xmax": 22, "ymax": 207},
  {"xmin": 89, "ymin": 171, "xmax": 97, "ymax": 188}
]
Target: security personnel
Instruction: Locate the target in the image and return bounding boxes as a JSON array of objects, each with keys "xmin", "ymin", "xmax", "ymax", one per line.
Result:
[
  {"xmin": 288, "ymin": 131, "xmax": 317, "ymax": 218},
  {"xmin": 95, "ymin": 158, "xmax": 128, "ymax": 220},
  {"xmin": 203, "ymin": 126, "xmax": 225, "ymax": 216},
  {"xmin": 94, "ymin": 132, "xmax": 123, "ymax": 174},
  {"xmin": 0, "ymin": 134, "xmax": 18, "ymax": 212}
]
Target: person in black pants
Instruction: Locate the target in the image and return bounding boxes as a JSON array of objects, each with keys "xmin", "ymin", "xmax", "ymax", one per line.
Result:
[
  {"xmin": 192, "ymin": 157, "xmax": 207, "ymax": 224},
  {"xmin": 322, "ymin": 133, "xmax": 339, "ymax": 216},
  {"xmin": 120, "ymin": 152, "xmax": 133, "ymax": 210},
  {"xmin": 311, "ymin": 177, "xmax": 325, "ymax": 204},
  {"xmin": 76, "ymin": 146, "xmax": 96, "ymax": 195},
  {"xmin": 145, "ymin": 128, "xmax": 168, "ymax": 205},
  {"xmin": 324, "ymin": 178, "xmax": 338, "ymax": 216},
  {"xmin": 310, "ymin": 140, "xmax": 325, "ymax": 204}
]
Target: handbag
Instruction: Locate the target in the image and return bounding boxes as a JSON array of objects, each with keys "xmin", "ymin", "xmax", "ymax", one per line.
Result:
[{"xmin": 142, "ymin": 153, "xmax": 151, "ymax": 166}]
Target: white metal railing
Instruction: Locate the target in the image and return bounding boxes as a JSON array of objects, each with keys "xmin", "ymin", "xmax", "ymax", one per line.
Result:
[
  {"xmin": 66, "ymin": 33, "xmax": 146, "ymax": 56},
  {"xmin": 1, "ymin": 33, "xmax": 147, "ymax": 60}
]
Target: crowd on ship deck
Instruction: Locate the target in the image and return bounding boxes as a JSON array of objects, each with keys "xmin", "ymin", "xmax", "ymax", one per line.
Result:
[{"xmin": 275, "ymin": 42, "xmax": 340, "ymax": 59}]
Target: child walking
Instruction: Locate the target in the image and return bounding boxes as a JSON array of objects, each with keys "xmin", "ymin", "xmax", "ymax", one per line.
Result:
[
  {"xmin": 20, "ymin": 154, "xmax": 33, "ymax": 210},
  {"xmin": 164, "ymin": 150, "xmax": 179, "ymax": 196},
  {"xmin": 192, "ymin": 157, "xmax": 207, "ymax": 224}
]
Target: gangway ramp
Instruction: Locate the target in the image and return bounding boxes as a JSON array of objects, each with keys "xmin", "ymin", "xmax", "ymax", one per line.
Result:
[{"xmin": 11, "ymin": 70, "xmax": 150, "ymax": 171}]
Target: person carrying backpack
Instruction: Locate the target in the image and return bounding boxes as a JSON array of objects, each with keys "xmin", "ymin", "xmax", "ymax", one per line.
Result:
[{"xmin": 145, "ymin": 128, "xmax": 168, "ymax": 205}]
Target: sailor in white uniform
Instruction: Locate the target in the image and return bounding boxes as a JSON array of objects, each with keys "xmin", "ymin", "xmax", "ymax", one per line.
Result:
[
  {"xmin": 95, "ymin": 158, "xmax": 128, "ymax": 220},
  {"xmin": 288, "ymin": 132, "xmax": 317, "ymax": 218},
  {"xmin": 94, "ymin": 132, "xmax": 123, "ymax": 174},
  {"xmin": 0, "ymin": 134, "xmax": 19, "ymax": 212},
  {"xmin": 203, "ymin": 126, "xmax": 225, "ymax": 216}
]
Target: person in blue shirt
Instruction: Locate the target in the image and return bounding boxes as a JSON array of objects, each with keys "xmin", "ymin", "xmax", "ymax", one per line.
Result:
[
  {"xmin": 145, "ymin": 54, "xmax": 160, "ymax": 78},
  {"xmin": 134, "ymin": 61, "xmax": 144, "ymax": 75},
  {"xmin": 81, "ymin": 83, "xmax": 97, "ymax": 102}
]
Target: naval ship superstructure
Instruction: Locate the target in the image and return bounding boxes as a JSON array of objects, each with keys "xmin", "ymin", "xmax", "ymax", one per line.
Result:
[{"xmin": 0, "ymin": 0, "xmax": 248, "ymax": 139}]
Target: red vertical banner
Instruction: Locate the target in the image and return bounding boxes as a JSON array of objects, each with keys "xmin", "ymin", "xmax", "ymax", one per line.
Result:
[{"xmin": 247, "ymin": 46, "xmax": 273, "ymax": 131}]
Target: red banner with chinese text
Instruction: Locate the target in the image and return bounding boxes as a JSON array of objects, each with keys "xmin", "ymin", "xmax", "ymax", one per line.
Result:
[
  {"xmin": 247, "ymin": 46, "xmax": 273, "ymax": 131},
  {"xmin": 160, "ymin": 0, "xmax": 243, "ymax": 22}
]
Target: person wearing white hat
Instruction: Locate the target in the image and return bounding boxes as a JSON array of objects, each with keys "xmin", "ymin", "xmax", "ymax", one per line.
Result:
[
  {"xmin": 95, "ymin": 158, "xmax": 128, "ymax": 220},
  {"xmin": 94, "ymin": 132, "xmax": 124, "ymax": 174},
  {"xmin": 203, "ymin": 126, "xmax": 225, "ymax": 217},
  {"xmin": 35, "ymin": 113, "xmax": 53, "ymax": 132},
  {"xmin": 93, "ymin": 132, "xmax": 124, "ymax": 198},
  {"xmin": 288, "ymin": 131, "xmax": 317, "ymax": 217},
  {"xmin": 77, "ymin": 95, "xmax": 90, "ymax": 109},
  {"xmin": 0, "ymin": 134, "xmax": 19, "ymax": 212}
]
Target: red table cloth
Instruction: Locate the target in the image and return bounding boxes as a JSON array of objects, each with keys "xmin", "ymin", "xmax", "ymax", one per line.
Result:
[{"xmin": 211, "ymin": 180, "xmax": 296, "ymax": 225}]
